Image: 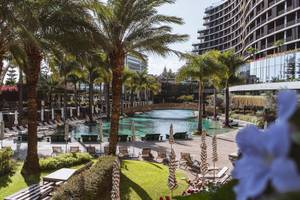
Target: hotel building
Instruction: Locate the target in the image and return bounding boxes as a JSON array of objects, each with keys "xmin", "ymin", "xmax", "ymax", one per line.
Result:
[{"xmin": 193, "ymin": 0, "xmax": 300, "ymax": 93}]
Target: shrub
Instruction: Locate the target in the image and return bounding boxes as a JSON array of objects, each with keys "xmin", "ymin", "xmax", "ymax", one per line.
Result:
[
  {"xmin": 177, "ymin": 95, "xmax": 194, "ymax": 102},
  {"xmin": 175, "ymin": 180, "xmax": 237, "ymax": 200},
  {"xmin": 40, "ymin": 153, "xmax": 92, "ymax": 171},
  {"xmin": 0, "ymin": 147, "xmax": 15, "ymax": 176},
  {"xmin": 52, "ymin": 156, "xmax": 116, "ymax": 200}
]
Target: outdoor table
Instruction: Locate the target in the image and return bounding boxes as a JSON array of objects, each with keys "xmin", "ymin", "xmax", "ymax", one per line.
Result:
[{"xmin": 43, "ymin": 168, "xmax": 76, "ymax": 183}]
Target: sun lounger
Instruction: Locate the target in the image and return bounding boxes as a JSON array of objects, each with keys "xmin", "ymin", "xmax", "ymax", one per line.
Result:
[
  {"xmin": 166, "ymin": 132, "xmax": 188, "ymax": 140},
  {"xmin": 81, "ymin": 135, "xmax": 98, "ymax": 143},
  {"xmin": 179, "ymin": 152, "xmax": 200, "ymax": 173},
  {"xmin": 118, "ymin": 135, "xmax": 128, "ymax": 142},
  {"xmin": 52, "ymin": 146, "xmax": 63, "ymax": 155},
  {"xmin": 86, "ymin": 146, "xmax": 96, "ymax": 156},
  {"xmin": 12, "ymin": 126, "xmax": 19, "ymax": 133},
  {"xmin": 201, "ymin": 167, "xmax": 229, "ymax": 179},
  {"xmin": 4, "ymin": 182, "xmax": 55, "ymax": 200},
  {"xmin": 18, "ymin": 125, "xmax": 27, "ymax": 132},
  {"xmin": 141, "ymin": 148, "xmax": 154, "ymax": 161},
  {"xmin": 141, "ymin": 134, "xmax": 161, "ymax": 141},
  {"xmin": 51, "ymin": 134, "xmax": 69, "ymax": 143},
  {"xmin": 104, "ymin": 146, "xmax": 109, "ymax": 155},
  {"xmin": 70, "ymin": 146, "xmax": 80, "ymax": 153},
  {"xmin": 156, "ymin": 150, "xmax": 169, "ymax": 164},
  {"xmin": 118, "ymin": 146, "xmax": 129, "ymax": 158}
]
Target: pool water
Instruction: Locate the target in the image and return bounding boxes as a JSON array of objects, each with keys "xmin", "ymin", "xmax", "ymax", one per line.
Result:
[{"xmin": 68, "ymin": 110, "xmax": 230, "ymax": 139}]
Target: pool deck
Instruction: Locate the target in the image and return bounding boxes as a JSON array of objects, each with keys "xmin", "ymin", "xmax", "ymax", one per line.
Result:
[{"xmin": 1, "ymin": 128, "xmax": 239, "ymax": 180}]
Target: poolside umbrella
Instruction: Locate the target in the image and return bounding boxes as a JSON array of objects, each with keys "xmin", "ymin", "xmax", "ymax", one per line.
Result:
[
  {"xmin": 201, "ymin": 131, "xmax": 208, "ymax": 183},
  {"xmin": 98, "ymin": 119, "xmax": 103, "ymax": 153},
  {"xmin": 212, "ymin": 133, "xmax": 218, "ymax": 183},
  {"xmin": 131, "ymin": 121, "xmax": 136, "ymax": 142},
  {"xmin": 14, "ymin": 110, "xmax": 18, "ymax": 125},
  {"xmin": 168, "ymin": 148, "xmax": 178, "ymax": 197},
  {"xmin": 0, "ymin": 120, "xmax": 4, "ymax": 148},
  {"xmin": 111, "ymin": 158, "xmax": 121, "ymax": 200},
  {"xmin": 0, "ymin": 112, "xmax": 3, "ymax": 121},
  {"xmin": 131, "ymin": 121, "xmax": 136, "ymax": 157},
  {"xmin": 41, "ymin": 100, "xmax": 45, "ymax": 121},
  {"xmin": 51, "ymin": 108, "xmax": 55, "ymax": 121},
  {"xmin": 77, "ymin": 106, "xmax": 80, "ymax": 117},
  {"xmin": 92, "ymin": 105, "xmax": 94, "ymax": 115},
  {"xmin": 61, "ymin": 107, "xmax": 64, "ymax": 120},
  {"xmin": 169, "ymin": 124, "xmax": 175, "ymax": 146},
  {"xmin": 41, "ymin": 107, "xmax": 44, "ymax": 122},
  {"xmin": 64, "ymin": 120, "xmax": 69, "ymax": 152},
  {"xmin": 70, "ymin": 107, "xmax": 73, "ymax": 118}
]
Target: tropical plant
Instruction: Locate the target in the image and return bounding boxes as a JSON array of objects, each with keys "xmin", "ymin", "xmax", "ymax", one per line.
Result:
[
  {"xmin": 90, "ymin": 0, "xmax": 188, "ymax": 154},
  {"xmin": 218, "ymin": 50, "xmax": 245, "ymax": 127},
  {"xmin": 274, "ymin": 39, "xmax": 284, "ymax": 53},
  {"xmin": 78, "ymin": 52, "xmax": 107, "ymax": 122},
  {"xmin": 177, "ymin": 51, "xmax": 220, "ymax": 134},
  {"xmin": 246, "ymin": 46, "xmax": 258, "ymax": 60},
  {"xmin": 9, "ymin": 0, "xmax": 94, "ymax": 176}
]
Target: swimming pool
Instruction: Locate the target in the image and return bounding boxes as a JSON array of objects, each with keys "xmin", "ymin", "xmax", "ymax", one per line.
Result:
[{"xmin": 67, "ymin": 110, "xmax": 230, "ymax": 139}]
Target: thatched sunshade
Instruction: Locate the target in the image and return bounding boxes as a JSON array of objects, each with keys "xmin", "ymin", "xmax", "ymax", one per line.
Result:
[{"xmin": 231, "ymin": 95, "xmax": 267, "ymax": 108}]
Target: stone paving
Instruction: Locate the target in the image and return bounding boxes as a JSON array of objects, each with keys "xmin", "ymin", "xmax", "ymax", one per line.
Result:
[{"xmin": 1, "ymin": 128, "xmax": 239, "ymax": 179}]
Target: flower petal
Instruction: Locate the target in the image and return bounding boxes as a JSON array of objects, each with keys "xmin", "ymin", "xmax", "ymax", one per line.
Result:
[
  {"xmin": 236, "ymin": 125, "xmax": 267, "ymax": 155},
  {"xmin": 233, "ymin": 157, "xmax": 270, "ymax": 200},
  {"xmin": 265, "ymin": 121, "xmax": 290, "ymax": 157},
  {"xmin": 271, "ymin": 158, "xmax": 300, "ymax": 193},
  {"xmin": 277, "ymin": 90, "xmax": 297, "ymax": 121}
]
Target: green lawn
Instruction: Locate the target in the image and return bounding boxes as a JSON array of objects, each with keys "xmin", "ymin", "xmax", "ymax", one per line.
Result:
[
  {"xmin": 121, "ymin": 160, "xmax": 188, "ymax": 200},
  {"xmin": 0, "ymin": 161, "xmax": 93, "ymax": 200}
]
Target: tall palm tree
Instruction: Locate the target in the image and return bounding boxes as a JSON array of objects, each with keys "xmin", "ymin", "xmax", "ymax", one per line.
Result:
[
  {"xmin": 79, "ymin": 53, "xmax": 106, "ymax": 122},
  {"xmin": 50, "ymin": 50, "xmax": 82, "ymax": 121},
  {"xmin": 9, "ymin": 0, "xmax": 94, "ymax": 176},
  {"xmin": 177, "ymin": 52, "xmax": 218, "ymax": 134},
  {"xmin": 91, "ymin": 0, "xmax": 188, "ymax": 154},
  {"xmin": 219, "ymin": 50, "xmax": 245, "ymax": 127}
]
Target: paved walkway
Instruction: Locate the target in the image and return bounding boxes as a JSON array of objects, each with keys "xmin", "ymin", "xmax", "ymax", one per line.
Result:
[{"xmin": 1, "ymin": 129, "xmax": 239, "ymax": 179}]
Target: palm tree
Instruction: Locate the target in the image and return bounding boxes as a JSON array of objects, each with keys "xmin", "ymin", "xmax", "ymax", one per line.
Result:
[
  {"xmin": 78, "ymin": 53, "xmax": 106, "ymax": 122},
  {"xmin": 246, "ymin": 47, "xmax": 258, "ymax": 60},
  {"xmin": 177, "ymin": 52, "xmax": 218, "ymax": 134},
  {"xmin": 274, "ymin": 40, "xmax": 284, "ymax": 53},
  {"xmin": 219, "ymin": 50, "xmax": 245, "ymax": 127},
  {"xmin": 91, "ymin": 0, "xmax": 188, "ymax": 154},
  {"xmin": 9, "ymin": 0, "xmax": 94, "ymax": 176}
]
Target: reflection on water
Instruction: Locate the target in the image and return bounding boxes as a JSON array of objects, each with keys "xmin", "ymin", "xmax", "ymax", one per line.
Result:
[{"xmin": 71, "ymin": 110, "xmax": 230, "ymax": 138}]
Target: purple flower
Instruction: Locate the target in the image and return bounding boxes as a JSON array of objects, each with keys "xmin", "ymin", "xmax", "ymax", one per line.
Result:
[
  {"xmin": 232, "ymin": 90, "xmax": 300, "ymax": 200},
  {"xmin": 277, "ymin": 90, "xmax": 297, "ymax": 122}
]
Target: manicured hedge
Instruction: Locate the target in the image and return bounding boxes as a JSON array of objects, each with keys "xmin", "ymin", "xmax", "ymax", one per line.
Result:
[
  {"xmin": 39, "ymin": 153, "xmax": 92, "ymax": 171},
  {"xmin": 0, "ymin": 147, "xmax": 15, "ymax": 176},
  {"xmin": 52, "ymin": 156, "xmax": 116, "ymax": 200}
]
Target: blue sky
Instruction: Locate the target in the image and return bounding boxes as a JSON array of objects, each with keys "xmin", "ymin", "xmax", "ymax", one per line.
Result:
[{"xmin": 148, "ymin": 0, "xmax": 218, "ymax": 75}]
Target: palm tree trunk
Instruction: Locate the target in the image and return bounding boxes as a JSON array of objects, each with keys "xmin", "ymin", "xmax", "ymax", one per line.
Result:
[
  {"xmin": 109, "ymin": 51, "xmax": 124, "ymax": 155},
  {"xmin": 22, "ymin": 44, "xmax": 41, "ymax": 176},
  {"xmin": 213, "ymin": 87, "xmax": 217, "ymax": 120},
  {"xmin": 224, "ymin": 81, "xmax": 230, "ymax": 127},
  {"xmin": 63, "ymin": 77, "xmax": 67, "ymax": 121},
  {"xmin": 88, "ymin": 77, "xmax": 93, "ymax": 122},
  {"xmin": 105, "ymin": 82, "xmax": 110, "ymax": 119},
  {"xmin": 197, "ymin": 81, "xmax": 203, "ymax": 134},
  {"xmin": 18, "ymin": 69, "xmax": 24, "ymax": 122},
  {"xmin": 130, "ymin": 89, "xmax": 134, "ymax": 107}
]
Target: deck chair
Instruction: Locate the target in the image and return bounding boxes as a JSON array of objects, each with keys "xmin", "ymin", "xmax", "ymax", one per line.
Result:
[
  {"xmin": 18, "ymin": 125, "xmax": 27, "ymax": 132},
  {"xmin": 179, "ymin": 153, "xmax": 200, "ymax": 173},
  {"xmin": 119, "ymin": 146, "xmax": 129, "ymax": 158},
  {"xmin": 104, "ymin": 146, "xmax": 109, "ymax": 155},
  {"xmin": 141, "ymin": 148, "xmax": 154, "ymax": 161},
  {"xmin": 52, "ymin": 146, "xmax": 63, "ymax": 155},
  {"xmin": 70, "ymin": 146, "xmax": 80, "ymax": 153},
  {"xmin": 156, "ymin": 150, "xmax": 169, "ymax": 164},
  {"xmin": 86, "ymin": 146, "xmax": 96, "ymax": 156},
  {"xmin": 203, "ymin": 167, "xmax": 229, "ymax": 179}
]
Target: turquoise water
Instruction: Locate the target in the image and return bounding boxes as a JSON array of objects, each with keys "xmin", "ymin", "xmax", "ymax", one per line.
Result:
[{"xmin": 70, "ymin": 110, "xmax": 229, "ymax": 139}]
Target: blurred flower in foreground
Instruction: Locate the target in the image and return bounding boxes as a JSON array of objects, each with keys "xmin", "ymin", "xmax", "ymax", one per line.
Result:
[{"xmin": 232, "ymin": 90, "xmax": 300, "ymax": 200}]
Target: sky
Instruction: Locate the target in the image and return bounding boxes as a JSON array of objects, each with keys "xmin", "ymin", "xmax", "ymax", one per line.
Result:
[{"xmin": 148, "ymin": 0, "xmax": 218, "ymax": 75}]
